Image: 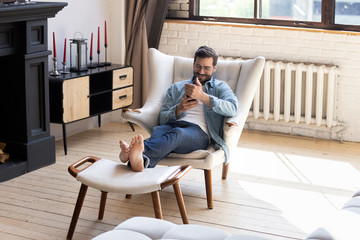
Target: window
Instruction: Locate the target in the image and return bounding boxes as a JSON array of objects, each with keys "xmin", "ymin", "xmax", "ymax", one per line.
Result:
[{"xmin": 187, "ymin": 0, "xmax": 360, "ymax": 31}]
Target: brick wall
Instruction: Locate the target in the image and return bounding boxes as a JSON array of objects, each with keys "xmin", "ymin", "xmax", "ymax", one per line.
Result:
[
  {"xmin": 167, "ymin": 0, "xmax": 189, "ymax": 18},
  {"xmin": 158, "ymin": 21, "xmax": 360, "ymax": 143}
]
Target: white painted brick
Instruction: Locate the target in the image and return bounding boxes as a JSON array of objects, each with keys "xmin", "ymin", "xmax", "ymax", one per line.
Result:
[
  {"xmin": 187, "ymin": 39, "xmax": 209, "ymax": 48},
  {"xmin": 253, "ymin": 28, "xmax": 276, "ymax": 37},
  {"xmin": 161, "ymin": 29, "xmax": 177, "ymax": 38},
  {"xmin": 300, "ymin": 31, "xmax": 326, "ymax": 40},
  {"xmin": 178, "ymin": 31, "xmax": 199, "ymax": 39},
  {"xmin": 159, "ymin": 37, "xmax": 167, "ymax": 45},
  {"xmin": 220, "ymin": 33, "xmax": 255, "ymax": 43},
  {"xmin": 346, "ymin": 34, "xmax": 360, "ymax": 43},
  {"xmin": 275, "ymin": 29, "xmax": 299, "ymax": 38},
  {"xmin": 208, "ymin": 40, "xmax": 229, "ymax": 49},
  {"xmin": 233, "ymin": 35, "xmax": 263, "ymax": 44},
  {"xmin": 167, "ymin": 37, "xmax": 187, "ymax": 45},
  {"xmin": 167, "ymin": 22, "xmax": 187, "ymax": 30},
  {"xmin": 298, "ymin": 47, "xmax": 322, "ymax": 57},
  {"xmin": 308, "ymin": 39, "xmax": 334, "ymax": 49},
  {"xmin": 229, "ymin": 42, "xmax": 252, "ymax": 51},
  {"xmin": 321, "ymin": 49, "xmax": 346, "ymax": 59},
  {"xmin": 230, "ymin": 26, "xmax": 254, "ymax": 35},
  {"xmin": 255, "ymin": 44, "xmax": 276, "ymax": 53},
  {"xmin": 286, "ymin": 38, "xmax": 310, "ymax": 47},
  {"xmin": 209, "ymin": 25, "xmax": 231, "ymax": 33},
  {"xmin": 263, "ymin": 36, "xmax": 286, "ymax": 45},
  {"xmin": 158, "ymin": 44, "xmax": 178, "ymax": 54},
  {"xmin": 275, "ymin": 45, "xmax": 298, "ymax": 55},
  {"xmin": 188, "ymin": 24, "xmax": 210, "ymax": 32},
  {"xmin": 197, "ymin": 31, "xmax": 219, "ymax": 40},
  {"xmin": 321, "ymin": 32, "xmax": 347, "ymax": 42}
]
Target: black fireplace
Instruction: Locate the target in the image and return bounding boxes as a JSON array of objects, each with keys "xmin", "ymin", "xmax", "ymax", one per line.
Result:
[{"xmin": 0, "ymin": 2, "xmax": 67, "ymax": 182}]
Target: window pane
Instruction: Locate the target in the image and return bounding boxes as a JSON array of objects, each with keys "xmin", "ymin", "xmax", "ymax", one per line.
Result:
[
  {"xmin": 335, "ymin": 0, "xmax": 360, "ymax": 25},
  {"xmin": 259, "ymin": 0, "xmax": 321, "ymax": 22},
  {"xmin": 199, "ymin": 0, "xmax": 254, "ymax": 18}
]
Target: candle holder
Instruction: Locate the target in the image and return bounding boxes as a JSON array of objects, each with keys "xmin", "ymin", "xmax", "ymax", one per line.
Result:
[
  {"xmin": 61, "ymin": 61, "xmax": 70, "ymax": 74},
  {"xmin": 88, "ymin": 56, "xmax": 97, "ymax": 69},
  {"xmin": 104, "ymin": 43, "xmax": 111, "ymax": 66},
  {"xmin": 50, "ymin": 57, "xmax": 61, "ymax": 76},
  {"xmin": 97, "ymin": 50, "xmax": 105, "ymax": 68}
]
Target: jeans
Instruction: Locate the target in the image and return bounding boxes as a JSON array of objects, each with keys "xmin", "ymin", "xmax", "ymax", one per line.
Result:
[{"xmin": 143, "ymin": 121, "xmax": 210, "ymax": 168}]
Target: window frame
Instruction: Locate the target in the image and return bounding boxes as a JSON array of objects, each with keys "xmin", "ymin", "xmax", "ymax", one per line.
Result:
[{"xmin": 185, "ymin": 0, "xmax": 360, "ymax": 32}]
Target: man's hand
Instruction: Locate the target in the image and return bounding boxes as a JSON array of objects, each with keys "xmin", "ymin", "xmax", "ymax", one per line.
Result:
[
  {"xmin": 175, "ymin": 94, "xmax": 199, "ymax": 117},
  {"xmin": 184, "ymin": 78, "xmax": 212, "ymax": 107}
]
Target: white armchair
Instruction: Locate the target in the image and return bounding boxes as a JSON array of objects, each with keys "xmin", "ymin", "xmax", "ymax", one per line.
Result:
[{"xmin": 122, "ymin": 48, "xmax": 265, "ymax": 209}]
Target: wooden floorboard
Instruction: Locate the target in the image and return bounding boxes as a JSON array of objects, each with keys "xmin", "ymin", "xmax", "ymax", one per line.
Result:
[{"xmin": 1, "ymin": 122, "xmax": 359, "ymax": 240}]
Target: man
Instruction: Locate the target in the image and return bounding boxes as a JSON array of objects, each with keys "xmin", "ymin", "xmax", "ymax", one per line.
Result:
[{"xmin": 120, "ymin": 46, "xmax": 238, "ymax": 172}]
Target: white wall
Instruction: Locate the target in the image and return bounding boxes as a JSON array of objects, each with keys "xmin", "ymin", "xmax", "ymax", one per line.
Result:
[
  {"xmin": 37, "ymin": 0, "xmax": 126, "ymax": 139},
  {"xmin": 159, "ymin": 21, "xmax": 360, "ymax": 143}
]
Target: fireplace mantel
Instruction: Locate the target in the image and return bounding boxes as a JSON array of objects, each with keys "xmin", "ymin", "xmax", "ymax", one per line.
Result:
[
  {"xmin": 0, "ymin": 2, "xmax": 67, "ymax": 182},
  {"xmin": 0, "ymin": 2, "xmax": 67, "ymax": 23}
]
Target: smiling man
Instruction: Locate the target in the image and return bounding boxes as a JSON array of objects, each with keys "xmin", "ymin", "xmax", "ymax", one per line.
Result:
[{"xmin": 119, "ymin": 46, "xmax": 238, "ymax": 172}]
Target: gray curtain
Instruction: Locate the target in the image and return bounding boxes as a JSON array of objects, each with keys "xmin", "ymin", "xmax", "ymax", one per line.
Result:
[{"xmin": 125, "ymin": 0, "xmax": 149, "ymax": 108}]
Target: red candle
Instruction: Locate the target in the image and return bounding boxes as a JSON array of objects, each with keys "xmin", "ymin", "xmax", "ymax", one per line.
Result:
[
  {"xmin": 63, "ymin": 38, "xmax": 67, "ymax": 62},
  {"xmin": 90, "ymin": 32, "xmax": 93, "ymax": 58},
  {"xmin": 97, "ymin": 26, "xmax": 100, "ymax": 52},
  {"xmin": 53, "ymin": 32, "xmax": 56, "ymax": 58},
  {"xmin": 104, "ymin": 20, "xmax": 107, "ymax": 45}
]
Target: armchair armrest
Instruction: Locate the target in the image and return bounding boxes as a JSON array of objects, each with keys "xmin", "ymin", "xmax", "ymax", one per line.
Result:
[{"xmin": 121, "ymin": 99, "xmax": 163, "ymax": 134}]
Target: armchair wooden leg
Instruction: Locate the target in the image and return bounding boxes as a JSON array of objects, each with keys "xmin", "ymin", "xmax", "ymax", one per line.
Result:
[
  {"xmin": 151, "ymin": 191, "xmax": 163, "ymax": 219},
  {"xmin": 67, "ymin": 184, "xmax": 88, "ymax": 240},
  {"xmin": 98, "ymin": 191, "xmax": 108, "ymax": 220},
  {"xmin": 222, "ymin": 162, "xmax": 230, "ymax": 180},
  {"xmin": 204, "ymin": 169, "xmax": 213, "ymax": 209},
  {"xmin": 173, "ymin": 182, "xmax": 188, "ymax": 224}
]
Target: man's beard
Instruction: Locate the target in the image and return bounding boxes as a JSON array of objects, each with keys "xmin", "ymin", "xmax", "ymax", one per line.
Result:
[{"xmin": 194, "ymin": 72, "xmax": 213, "ymax": 85}]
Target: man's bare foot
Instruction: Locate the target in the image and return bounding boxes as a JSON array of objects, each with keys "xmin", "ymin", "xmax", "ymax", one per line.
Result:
[
  {"xmin": 119, "ymin": 140, "xmax": 130, "ymax": 163},
  {"xmin": 129, "ymin": 135, "xmax": 144, "ymax": 172}
]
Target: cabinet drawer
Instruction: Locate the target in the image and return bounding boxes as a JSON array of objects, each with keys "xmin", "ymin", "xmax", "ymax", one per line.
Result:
[
  {"xmin": 113, "ymin": 67, "xmax": 133, "ymax": 88},
  {"xmin": 113, "ymin": 87, "xmax": 133, "ymax": 110}
]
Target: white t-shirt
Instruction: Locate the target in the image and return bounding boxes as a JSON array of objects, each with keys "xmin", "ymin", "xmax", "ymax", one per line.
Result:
[{"xmin": 179, "ymin": 101, "xmax": 209, "ymax": 136}]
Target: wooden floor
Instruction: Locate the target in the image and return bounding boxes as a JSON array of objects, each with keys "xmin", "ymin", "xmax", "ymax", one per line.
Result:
[{"xmin": 1, "ymin": 122, "xmax": 360, "ymax": 240}]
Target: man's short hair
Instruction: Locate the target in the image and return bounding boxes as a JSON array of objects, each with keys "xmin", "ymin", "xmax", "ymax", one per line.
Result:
[{"xmin": 194, "ymin": 46, "xmax": 218, "ymax": 67}]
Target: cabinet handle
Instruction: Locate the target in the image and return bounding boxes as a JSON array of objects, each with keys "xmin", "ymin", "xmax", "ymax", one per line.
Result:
[
  {"xmin": 119, "ymin": 95, "xmax": 127, "ymax": 100},
  {"xmin": 119, "ymin": 74, "xmax": 127, "ymax": 80}
]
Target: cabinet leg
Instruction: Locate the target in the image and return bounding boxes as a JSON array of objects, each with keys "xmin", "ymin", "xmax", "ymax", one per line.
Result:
[
  {"xmin": 98, "ymin": 115, "xmax": 101, "ymax": 127},
  {"xmin": 62, "ymin": 124, "xmax": 67, "ymax": 155}
]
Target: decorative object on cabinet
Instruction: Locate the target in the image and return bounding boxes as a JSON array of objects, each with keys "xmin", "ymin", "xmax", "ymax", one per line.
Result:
[
  {"xmin": 49, "ymin": 65, "xmax": 133, "ymax": 155},
  {"xmin": 50, "ymin": 32, "xmax": 61, "ymax": 76},
  {"xmin": 70, "ymin": 32, "xmax": 88, "ymax": 72},
  {"xmin": 0, "ymin": 1, "xmax": 67, "ymax": 182}
]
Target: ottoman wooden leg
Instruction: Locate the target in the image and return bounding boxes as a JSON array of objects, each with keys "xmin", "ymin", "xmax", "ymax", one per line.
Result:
[
  {"xmin": 67, "ymin": 183, "xmax": 88, "ymax": 240},
  {"xmin": 173, "ymin": 182, "xmax": 188, "ymax": 224},
  {"xmin": 98, "ymin": 191, "xmax": 108, "ymax": 220},
  {"xmin": 151, "ymin": 191, "xmax": 163, "ymax": 219}
]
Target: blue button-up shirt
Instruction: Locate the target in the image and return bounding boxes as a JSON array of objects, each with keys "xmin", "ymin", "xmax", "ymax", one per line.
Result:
[{"xmin": 159, "ymin": 76, "xmax": 238, "ymax": 163}]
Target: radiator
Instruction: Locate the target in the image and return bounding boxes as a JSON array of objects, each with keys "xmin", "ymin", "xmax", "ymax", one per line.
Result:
[{"xmin": 249, "ymin": 60, "xmax": 340, "ymax": 128}]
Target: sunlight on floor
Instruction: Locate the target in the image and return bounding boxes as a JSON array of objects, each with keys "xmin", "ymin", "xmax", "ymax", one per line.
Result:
[{"xmin": 230, "ymin": 147, "xmax": 360, "ymax": 233}]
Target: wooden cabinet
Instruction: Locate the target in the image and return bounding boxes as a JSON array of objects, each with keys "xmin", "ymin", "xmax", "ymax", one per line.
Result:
[{"xmin": 49, "ymin": 64, "xmax": 133, "ymax": 154}]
